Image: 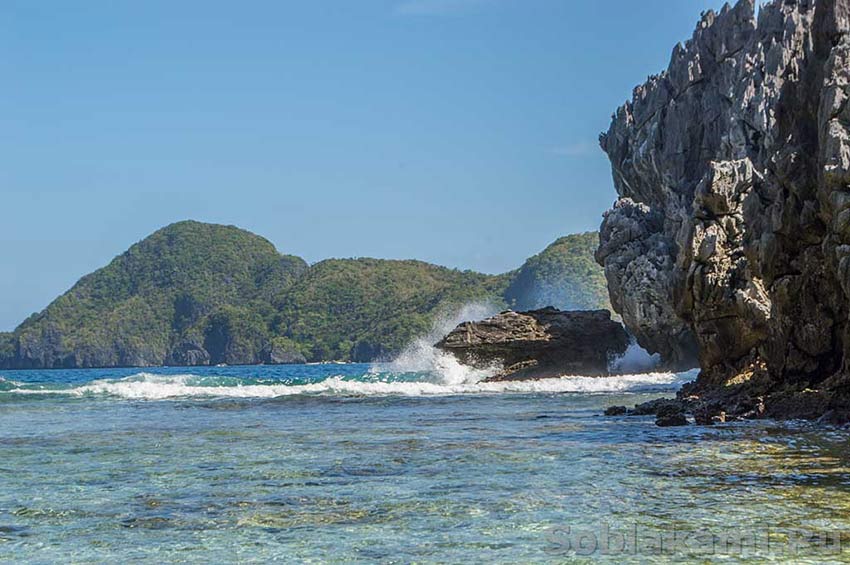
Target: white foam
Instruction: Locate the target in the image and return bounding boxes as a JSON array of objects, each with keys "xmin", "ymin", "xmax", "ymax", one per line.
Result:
[
  {"xmin": 608, "ymin": 340, "xmax": 662, "ymax": 374},
  {"xmin": 377, "ymin": 302, "xmax": 502, "ymax": 385},
  {"xmin": 5, "ymin": 370, "xmax": 698, "ymax": 400}
]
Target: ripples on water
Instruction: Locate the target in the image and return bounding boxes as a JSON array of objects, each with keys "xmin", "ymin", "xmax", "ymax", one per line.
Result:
[{"xmin": 1, "ymin": 364, "xmax": 850, "ymax": 563}]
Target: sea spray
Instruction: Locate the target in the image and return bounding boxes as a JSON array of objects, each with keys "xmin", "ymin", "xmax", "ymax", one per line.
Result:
[
  {"xmin": 608, "ymin": 340, "xmax": 661, "ymax": 374},
  {"xmin": 378, "ymin": 302, "xmax": 502, "ymax": 385}
]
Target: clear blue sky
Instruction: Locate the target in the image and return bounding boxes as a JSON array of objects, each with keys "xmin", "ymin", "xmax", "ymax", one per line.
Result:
[{"xmin": 0, "ymin": 0, "xmax": 729, "ymax": 331}]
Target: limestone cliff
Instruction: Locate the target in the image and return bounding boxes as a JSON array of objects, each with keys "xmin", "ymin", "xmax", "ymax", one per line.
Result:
[{"xmin": 597, "ymin": 0, "xmax": 850, "ymax": 420}]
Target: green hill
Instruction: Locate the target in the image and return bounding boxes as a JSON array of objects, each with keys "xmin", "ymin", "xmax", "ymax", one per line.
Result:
[
  {"xmin": 0, "ymin": 222, "xmax": 610, "ymax": 368},
  {"xmin": 504, "ymin": 232, "xmax": 611, "ymax": 312},
  {"xmin": 2, "ymin": 221, "xmax": 308, "ymax": 368},
  {"xmin": 278, "ymin": 259, "xmax": 511, "ymax": 362}
]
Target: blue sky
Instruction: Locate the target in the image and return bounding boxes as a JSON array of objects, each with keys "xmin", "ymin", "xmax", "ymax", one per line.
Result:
[{"xmin": 0, "ymin": 0, "xmax": 730, "ymax": 330}]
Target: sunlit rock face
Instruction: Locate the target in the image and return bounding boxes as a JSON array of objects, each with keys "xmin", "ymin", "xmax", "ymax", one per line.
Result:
[{"xmin": 597, "ymin": 0, "xmax": 850, "ymax": 415}]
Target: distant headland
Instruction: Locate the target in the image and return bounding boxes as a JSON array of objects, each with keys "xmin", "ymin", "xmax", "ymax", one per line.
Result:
[{"xmin": 0, "ymin": 221, "xmax": 609, "ymax": 369}]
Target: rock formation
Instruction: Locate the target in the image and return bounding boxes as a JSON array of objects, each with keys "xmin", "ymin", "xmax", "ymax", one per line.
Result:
[
  {"xmin": 435, "ymin": 308, "xmax": 630, "ymax": 380},
  {"xmin": 597, "ymin": 0, "xmax": 850, "ymax": 420}
]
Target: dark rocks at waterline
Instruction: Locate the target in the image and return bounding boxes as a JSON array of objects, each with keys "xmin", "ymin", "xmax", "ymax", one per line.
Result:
[
  {"xmin": 0, "ymin": 328, "xmax": 307, "ymax": 370},
  {"xmin": 612, "ymin": 377, "xmax": 850, "ymax": 427},
  {"xmin": 605, "ymin": 398, "xmax": 690, "ymax": 427},
  {"xmin": 435, "ymin": 307, "xmax": 630, "ymax": 381},
  {"xmin": 630, "ymin": 398, "xmax": 684, "ymax": 417},
  {"xmin": 605, "ymin": 387, "xmax": 768, "ymax": 427},
  {"xmin": 596, "ymin": 0, "xmax": 850, "ymax": 421},
  {"xmin": 262, "ymin": 340, "xmax": 308, "ymax": 365},
  {"xmin": 655, "ymin": 404, "xmax": 689, "ymax": 427}
]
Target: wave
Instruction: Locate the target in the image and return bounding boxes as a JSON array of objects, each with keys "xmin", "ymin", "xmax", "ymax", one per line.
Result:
[
  {"xmin": 376, "ymin": 302, "xmax": 502, "ymax": 385},
  {"xmin": 0, "ymin": 376, "xmax": 21, "ymax": 392},
  {"xmin": 608, "ymin": 340, "xmax": 662, "ymax": 374},
  {"xmin": 2, "ymin": 370, "xmax": 699, "ymax": 401}
]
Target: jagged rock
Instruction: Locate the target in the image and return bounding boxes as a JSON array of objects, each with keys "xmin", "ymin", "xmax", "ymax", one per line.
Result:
[
  {"xmin": 656, "ymin": 410, "xmax": 689, "ymax": 428},
  {"xmin": 630, "ymin": 398, "xmax": 686, "ymax": 417},
  {"xmin": 597, "ymin": 0, "xmax": 850, "ymax": 420},
  {"xmin": 435, "ymin": 307, "xmax": 630, "ymax": 380},
  {"xmin": 604, "ymin": 398, "xmax": 691, "ymax": 426},
  {"xmin": 604, "ymin": 405, "xmax": 629, "ymax": 416}
]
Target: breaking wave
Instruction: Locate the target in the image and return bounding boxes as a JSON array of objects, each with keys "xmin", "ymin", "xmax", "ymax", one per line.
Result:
[
  {"xmin": 0, "ymin": 376, "xmax": 20, "ymax": 392},
  {"xmin": 378, "ymin": 302, "xmax": 502, "ymax": 385},
  {"xmin": 2, "ymin": 370, "xmax": 698, "ymax": 401},
  {"xmin": 608, "ymin": 340, "xmax": 662, "ymax": 374}
]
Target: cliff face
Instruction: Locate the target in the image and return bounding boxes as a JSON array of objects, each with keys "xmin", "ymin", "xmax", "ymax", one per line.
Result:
[{"xmin": 598, "ymin": 0, "xmax": 850, "ymax": 418}]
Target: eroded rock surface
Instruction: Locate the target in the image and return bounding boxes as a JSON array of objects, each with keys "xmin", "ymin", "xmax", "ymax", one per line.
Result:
[
  {"xmin": 435, "ymin": 308, "xmax": 630, "ymax": 380},
  {"xmin": 597, "ymin": 0, "xmax": 850, "ymax": 420}
]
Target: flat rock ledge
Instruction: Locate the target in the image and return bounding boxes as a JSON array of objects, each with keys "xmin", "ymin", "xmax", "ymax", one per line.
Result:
[{"xmin": 435, "ymin": 307, "xmax": 630, "ymax": 381}]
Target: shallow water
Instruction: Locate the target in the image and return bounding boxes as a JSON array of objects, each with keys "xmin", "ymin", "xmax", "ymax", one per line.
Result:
[{"xmin": 1, "ymin": 364, "xmax": 849, "ymax": 563}]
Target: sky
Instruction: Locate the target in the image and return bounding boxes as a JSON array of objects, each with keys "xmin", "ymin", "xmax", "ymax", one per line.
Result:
[{"xmin": 0, "ymin": 0, "xmax": 732, "ymax": 331}]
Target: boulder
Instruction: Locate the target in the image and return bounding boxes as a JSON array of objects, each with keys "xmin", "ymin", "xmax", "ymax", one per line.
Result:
[
  {"xmin": 656, "ymin": 411, "xmax": 689, "ymax": 428},
  {"xmin": 604, "ymin": 405, "xmax": 629, "ymax": 416},
  {"xmin": 435, "ymin": 307, "xmax": 630, "ymax": 381}
]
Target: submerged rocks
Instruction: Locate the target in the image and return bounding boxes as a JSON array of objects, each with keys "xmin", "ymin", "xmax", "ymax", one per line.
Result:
[
  {"xmin": 597, "ymin": 0, "xmax": 850, "ymax": 421},
  {"xmin": 435, "ymin": 307, "xmax": 630, "ymax": 381},
  {"xmin": 606, "ymin": 398, "xmax": 691, "ymax": 427},
  {"xmin": 604, "ymin": 405, "xmax": 628, "ymax": 416}
]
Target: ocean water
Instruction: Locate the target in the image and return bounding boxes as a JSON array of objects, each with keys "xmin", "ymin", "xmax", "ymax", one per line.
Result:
[{"xmin": 2, "ymin": 363, "xmax": 850, "ymax": 563}]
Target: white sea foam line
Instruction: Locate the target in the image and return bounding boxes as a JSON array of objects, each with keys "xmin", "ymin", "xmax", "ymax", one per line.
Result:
[{"xmin": 4, "ymin": 370, "xmax": 698, "ymax": 400}]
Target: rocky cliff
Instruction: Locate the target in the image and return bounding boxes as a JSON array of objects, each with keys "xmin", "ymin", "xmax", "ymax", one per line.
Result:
[
  {"xmin": 597, "ymin": 0, "xmax": 850, "ymax": 420},
  {"xmin": 436, "ymin": 308, "xmax": 630, "ymax": 380}
]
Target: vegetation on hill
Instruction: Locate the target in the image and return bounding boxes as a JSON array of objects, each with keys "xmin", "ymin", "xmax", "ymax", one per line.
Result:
[
  {"xmin": 0, "ymin": 222, "xmax": 610, "ymax": 368},
  {"xmin": 2, "ymin": 221, "xmax": 307, "ymax": 368},
  {"xmin": 278, "ymin": 259, "xmax": 510, "ymax": 362},
  {"xmin": 504, "ymin": 232, "xmax": 611, "ymax": 312}
]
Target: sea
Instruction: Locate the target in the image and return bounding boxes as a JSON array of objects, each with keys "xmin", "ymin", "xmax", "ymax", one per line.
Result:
[{"xmin": 2, "ymin": 356, "xmax": 850, "ymax": 562}]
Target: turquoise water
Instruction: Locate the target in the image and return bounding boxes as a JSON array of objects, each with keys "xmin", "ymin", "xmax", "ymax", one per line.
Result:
[{"xmin": 2, "ymin": 364, "xmax": 850, "ymax": 563}]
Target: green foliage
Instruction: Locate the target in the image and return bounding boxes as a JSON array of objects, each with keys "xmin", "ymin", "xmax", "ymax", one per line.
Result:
[
  {"xmin": 0, "ymin": 333, "xmax": 14, "ymax": 360},
  {"xmin": 0, "ymin": 222, "xmax": 611, "ymax": 368},
  {"xmin": 6, "ymin": 221, "xmax": 307, "ymax": 368},
  {"xmin": 202, "ymin": 305, "xmax": 270, "ymax": 365},
  {"xmin": 269, "ymin": 336, "xmax": 308, "ymax": 357},
  {"xmin": 278, "ymin": 259, "xmax": 510, "ymax": 362},
  {"xmin": 504, "ymin": 232, "xmax": 611, "ymax": 312}
]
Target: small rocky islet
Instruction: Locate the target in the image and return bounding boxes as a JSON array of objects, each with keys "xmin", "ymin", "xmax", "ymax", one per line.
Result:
[{"xmin": 436, "ymin": 307, "xmax": 630, "ymax": 381}]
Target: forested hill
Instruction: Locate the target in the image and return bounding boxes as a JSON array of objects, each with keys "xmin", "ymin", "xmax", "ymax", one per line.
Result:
[
  {"xmin": 504, "ymin": 232, "xmax": 611, "ymax": 312},
  {"xmin": 0, "ymin": 222, "xmax": 609, "ymax": 368}
]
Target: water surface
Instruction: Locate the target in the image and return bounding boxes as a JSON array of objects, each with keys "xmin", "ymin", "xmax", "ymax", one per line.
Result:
[{"xmin": 1, "ymin": 364, "xmax": 848, "ymax": 563}]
